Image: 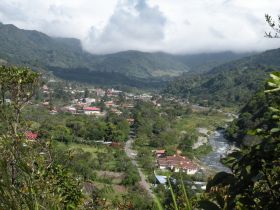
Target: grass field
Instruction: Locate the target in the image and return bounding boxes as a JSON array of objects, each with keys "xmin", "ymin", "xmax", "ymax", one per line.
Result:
[
  {"xmin": 174, "ymin": 112, "xmax": 228, "ymax": 133},
  {"xmin": 67, "ymin": 143, "xmax": 105, "ymax": 158}
]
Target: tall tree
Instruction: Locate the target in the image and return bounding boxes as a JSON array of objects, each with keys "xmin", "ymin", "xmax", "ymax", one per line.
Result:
[{"xmin": 0, "ymin": 66, "xmax": 83, "ymax": 209}]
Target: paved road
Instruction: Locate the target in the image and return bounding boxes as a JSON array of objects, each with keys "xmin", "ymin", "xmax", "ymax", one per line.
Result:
[{"xmin": 125, "ymin": 136, "xmax": 154, "ymax": 198}]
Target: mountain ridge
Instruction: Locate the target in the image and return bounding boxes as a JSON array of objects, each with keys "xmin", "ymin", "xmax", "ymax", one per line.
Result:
[
  {"xmin": 164, "ymin": 47, "xmax": 280, "ymax": 106},
  {"xmin": 0, "ymin": 22, "xmax": 251, "ymax": 87}
]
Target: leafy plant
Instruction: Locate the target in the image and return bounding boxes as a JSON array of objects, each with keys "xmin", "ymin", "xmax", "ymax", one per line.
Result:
[
  {"xmin": 197, "ymin": 72, "xmax": 280, "ymax": 210},
  {"xmin": 0, "ymin": 66, "xmax": 84, "ymax": 209}
]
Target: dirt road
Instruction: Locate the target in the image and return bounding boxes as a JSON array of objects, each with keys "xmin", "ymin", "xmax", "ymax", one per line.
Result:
[{"xmin": 124, "ymin": 136, "xmax": 154, "ymax": 198}]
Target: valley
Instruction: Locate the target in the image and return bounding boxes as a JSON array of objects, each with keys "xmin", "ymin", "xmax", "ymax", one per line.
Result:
[
  {"xmin": 0, "ymin": 22, "xmax": 251, "ymax": 88},
  {"xmin": 2, "ymin": 71, "xmax": 236, "ymax": 208},
  {"xmin": 0, "ymin": 11, "xmax": 279, "ymax": 209}
]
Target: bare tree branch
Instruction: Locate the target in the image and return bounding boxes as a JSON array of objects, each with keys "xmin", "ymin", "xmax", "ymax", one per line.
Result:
[{"xmin": 265, "ymin": 14, "xmax": 280, "ymax": 38}]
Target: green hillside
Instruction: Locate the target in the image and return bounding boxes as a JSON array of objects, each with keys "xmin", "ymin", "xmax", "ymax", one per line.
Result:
[
  {"xmin": 175, "ymin": 51, "xmax": 252, "ymax": 73},
  {"xmin": 0, "ymin": 22, "xmax": 248, "ymax": 87},
  {"xmin": 164, "ymin": 49, "xmax": 280, "ymax": 107},
  {"xmin": 0, "ymin": 23, "xmax": 92, "ymax": 68},
  {"xmin": 225, "ymin": 89, "xmax": 280, "ymax": 146},
  {"xmin": 91, "ymin": 51, "xmax": 189, "ymax": 78},
  {"xmin": 0, "ymin": 23, "xmax": 187, "ymax": 81}
]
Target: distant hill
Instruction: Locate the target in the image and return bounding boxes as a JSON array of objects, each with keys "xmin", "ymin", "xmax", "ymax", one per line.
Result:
[
  {"xmin": 0, "ymin": 22, "xmax": 249, "ymax": 87},
  {"xmin": 174, "ymin": 51, "xmax": 252, "ymax": 73},
  {"xmin": 0, "ymin": 23, "xmax": 91, "ymax": 68},
  {"xmin": 164, "ymin": 48, "xmax": 280, "ymax": 106}
]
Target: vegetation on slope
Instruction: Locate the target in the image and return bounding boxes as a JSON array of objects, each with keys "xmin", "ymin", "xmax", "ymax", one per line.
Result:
[
  {"xmin": 164, "ymin": 49, "xmax": 280, "ymax": 107},
  {"xmin": 225, "ymin": 87, "xmax": 280, "ymax": 146},
  {"xmin": 0, "ymin": 66, "xmax": 155, "ymax": 209},
  {"xmin": 0, "ymin": 22, "xmax": 249, "ymax": 87},
  {"xmin": 196, "ymin": 72, "xmax": 280, "ymax": 210}
]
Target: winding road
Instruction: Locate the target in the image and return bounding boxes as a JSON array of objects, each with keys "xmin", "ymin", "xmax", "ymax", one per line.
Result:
[{"xmin": 124, "ymin": 135, "xmax": 154, "ymax": 198}]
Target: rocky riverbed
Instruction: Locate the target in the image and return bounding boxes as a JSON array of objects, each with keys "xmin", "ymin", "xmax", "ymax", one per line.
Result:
[{"xmin": 200, "ymin": 129, "xmax": 233, "ymax": 172}]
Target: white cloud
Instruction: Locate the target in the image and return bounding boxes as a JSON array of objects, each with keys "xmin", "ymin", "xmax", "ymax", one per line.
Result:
[
  {"xmin": 83, "ymin": 0, "xmax": 166, "ymax": 53},
  {"xmin": 0, "ymin": 0, "xmax": 118, "ymax": 38},
  {"xmin": 0, "ymin": 0, "xmax": 280, "ymax": 54}
]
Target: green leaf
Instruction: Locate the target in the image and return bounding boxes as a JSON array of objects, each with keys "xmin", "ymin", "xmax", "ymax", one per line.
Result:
[
  {"xmin": 245, "ymin": 165, "xmax": 251, "ymax": 174},
  {"xmin": 272, "ymin": 115, "xmax": 280, "ymax": 119},
  {"xmin": 198, "ymin": 200, "xmax": 221, "ymax": 210},
  {"xmin": 206, "ymin": 172, "xmax": 234, "ymax": 191},
  {"xmin": 269, "ymin": 107, "xmax": 280, "ymax": 112},
  {"xmin": 271, "ymin": 128, "xmax": 280, "ymax": 133}
]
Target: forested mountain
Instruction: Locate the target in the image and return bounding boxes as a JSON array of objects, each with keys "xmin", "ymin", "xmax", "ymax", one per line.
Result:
[
  {"xmin": 174, "ymin": 51, "xmax": 252, "ymax": 73},
  {"xmin": 0, "ymin": 22, "xmax": 248, "ymax": 87},
  {"xmin": 0, "ymin": 23, "xmax": 91, "ymax": 68},
  {"xmin": 164, "ymin": 48, "xmax": 280, "ymax": 106}
]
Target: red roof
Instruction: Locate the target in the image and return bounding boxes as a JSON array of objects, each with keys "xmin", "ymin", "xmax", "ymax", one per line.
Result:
[
  {"xmin": 84, "ymin": 107, "xmax": 100, "ymax": 111},
  {"xmin": 155, "ymin": 150, "xmax": 166, "ymax": 154},
  {"xmin": 25, "ymin": 131, "xmax": 38, "ymax": 140},
  {"xmin": 157, "ymin": 155, "xmax": 198, "ymax": 170}
]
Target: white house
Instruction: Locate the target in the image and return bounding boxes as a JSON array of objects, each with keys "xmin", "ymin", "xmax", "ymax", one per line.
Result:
[
  {"xmin": 83, "ymin": 107, "xmax": 101, "ymax": 115},
  {"xmin": 157, "ymin": 155, "xmax": 199, "ymax": 175}
]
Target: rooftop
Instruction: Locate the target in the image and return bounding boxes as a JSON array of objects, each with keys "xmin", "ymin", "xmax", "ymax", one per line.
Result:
[
  {"xmin": 84, "ymin": 107, "xmax": 100, "ymax": 111},
  {"xmin": 157, "ymin": 155, "xmax": 198, "ymax": 170}
]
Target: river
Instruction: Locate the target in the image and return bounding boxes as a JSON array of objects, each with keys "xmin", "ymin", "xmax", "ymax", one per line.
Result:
[{"xmin": 201, "ymin": 130, "xmax": 232, "ymax": 172}]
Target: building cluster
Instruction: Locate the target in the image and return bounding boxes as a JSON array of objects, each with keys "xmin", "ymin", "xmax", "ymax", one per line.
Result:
[
  {"xmin": 155, "ymin": 150, "xmax": 199, "ymax": 175},
  {"xmin": 40, "ymin": 81, "xmax": 162, "ymax": 120}
]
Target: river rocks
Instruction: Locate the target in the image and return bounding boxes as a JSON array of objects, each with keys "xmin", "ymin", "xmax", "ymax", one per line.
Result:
[
  {"xmin": 201, "ymin": 130, "xmax": 231, "ymax": 172},
  {"xmin": 192, "ymin": 127, "xmax": 211, "ymax": 149},
  {"xmin": 193, "ymin": 136, "xmax": 208, "ymax": 149},
  {"xmin": 197, "ymin": 127, "xmax": 209, "ymax": 136}
]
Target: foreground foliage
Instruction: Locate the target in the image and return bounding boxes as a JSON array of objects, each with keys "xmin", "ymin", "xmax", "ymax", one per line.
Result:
[
  {"xmin": 197, "ymin": 72, "xmax": 280, "ymax": 209},
  {"xmin": 0, "ymin": 66, "xmax": 84, "ymax": 209}
]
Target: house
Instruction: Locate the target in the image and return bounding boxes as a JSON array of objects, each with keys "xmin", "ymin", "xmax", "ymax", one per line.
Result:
[
  {"xmin": 123, "ymin": 103, "xmax": 134, "ymax": 109},
  {"xmin": 111, "ymin": 108, "xmax": 122, "ymax": 115},
  {"xmin": 77, "ymin": 101, "xmax": 87, "ymax": 107},
  {"xmin": 125, "ymin": 93, "xmax": 135, "ymax": 98},
  {"xmin": 42, "ymin": 101, "xmax": 49, "ymax": 106},
  {"xmin": 49, "ymin": 109, "xmax": 58, "ymax": 115},
  {"xmin": 84, "ymin": 107, "xmax": 101, "ymax": 115},
  {"xmin": 105, "ymin": 101, "xmax": 114, "ymax": 108},
  {"xmin": 110, "ymin": 142, "xmax": 122, "ymax": 148},
  {"xmin": 95, "ymin": 88, "xmax": 105, "ymax": 97},
  {"xmin": 42, "ymin": 85, "xmax": 49, "ymax": 93},
  {"xmin": 82, "ymin": 98, "xmax": 96, "ymax": 105},
  {"xmin": 157, "ymin": 155, "xmax": 198, "ymax": 175},
  {"xmin": 25, "ymin": 131, "xmax": 38, "ymax": 141},
  {"xmin": 64, "ymin": 106, "xmax": 76, "ymax": 114},
  {"xmin": 155, "ymin": 149, "xmax": 166, "ymax": 158},
  {"xmin": 127, "ymin": 118, "xmax": 135, "ymax": 125},
  {"xmin": 107, "ymin": 88, "xmax": 122, "ymax": 96},
  {"xmin": 155, "ymin": 175, "xmax": 167, "ymax": 185},
  {"xmin": 140, "ymin": 94, "xmax": 153, "ymax": 101}
]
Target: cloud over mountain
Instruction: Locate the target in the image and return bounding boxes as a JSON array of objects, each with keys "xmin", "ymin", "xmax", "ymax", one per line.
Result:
[
  {"xmin": 0, "ymin": 0, "xmax": 280, "ymax": 54},
  {"xmin": 84, "ymin": 0, "xmax": 166, "ymax": 53}
]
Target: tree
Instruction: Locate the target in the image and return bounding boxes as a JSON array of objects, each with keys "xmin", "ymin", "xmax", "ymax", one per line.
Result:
[
  {"xmin": 197, "ymin": 72, "xmax": 280, "ymax": 210},
  {"xmin": 0, "ymin": 66, "xmax": 40, "ymax": 135},
  {"xmin": 84, "ymin": 88, "xmax": 89, "ymax": 98},
  {"xmin": 0, "ymin": 66, "xmax": 83, "ymax": 209},
  {"xmin": 178, "ymin": 134, "xmax": 196, "ymax": 153},
  {"xmin": 0, "ymin": 66, "xmax": 40, "ymax": 185}
]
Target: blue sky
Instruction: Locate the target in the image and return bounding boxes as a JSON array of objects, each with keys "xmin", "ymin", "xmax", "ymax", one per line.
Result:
[{"xmin": 0, "ymin": 0, "xmax": 279, "ymax": 54}]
